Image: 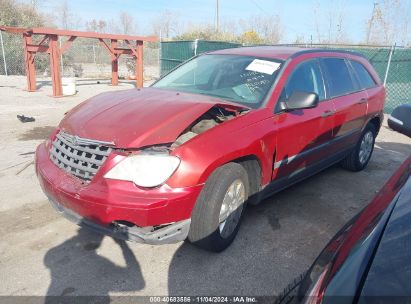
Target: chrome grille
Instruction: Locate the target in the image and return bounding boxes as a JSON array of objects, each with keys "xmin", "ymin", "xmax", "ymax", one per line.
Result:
[{"xmin": 49, "ymin": 131, "xmax": 114, "ymax": 181}]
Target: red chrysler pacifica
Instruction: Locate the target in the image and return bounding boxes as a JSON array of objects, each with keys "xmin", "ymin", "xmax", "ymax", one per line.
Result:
[{"xmin": 36, "ymin": 47, "xmax": 385, "ymax": 252}]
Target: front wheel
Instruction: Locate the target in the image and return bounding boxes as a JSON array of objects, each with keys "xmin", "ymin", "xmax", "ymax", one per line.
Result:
[
  {"xmin": 188, "ymin": 163, "xmax": 249, "ymax": 252},
  {"xmin": 341, "ymin": 124, "xmax": 376, "ymax": 172}
]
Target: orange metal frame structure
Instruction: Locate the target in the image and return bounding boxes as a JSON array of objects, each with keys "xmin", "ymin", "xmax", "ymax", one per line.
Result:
[{"xmin": 0, "ymin": 26, "xmax": 157, "ymax": 97}]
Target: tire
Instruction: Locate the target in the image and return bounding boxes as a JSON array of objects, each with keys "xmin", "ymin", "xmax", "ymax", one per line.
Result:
[
  {"xmin": 341, "ymin": 124, "xmax": 376, "ymax": 172},
  {"xmin": 188, "ymin": 162, "xmax": 249, "ymax": 252}
]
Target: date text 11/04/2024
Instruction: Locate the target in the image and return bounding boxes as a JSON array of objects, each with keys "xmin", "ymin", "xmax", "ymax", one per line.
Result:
[{"xmin": 149, "ymin": 296, "xmax": 258, "ymax": 303}]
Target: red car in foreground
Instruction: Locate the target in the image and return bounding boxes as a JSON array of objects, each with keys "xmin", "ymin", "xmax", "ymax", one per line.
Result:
[{"xmin": 36, "ymin": 47, "xmax": 385, "ymax": 252}]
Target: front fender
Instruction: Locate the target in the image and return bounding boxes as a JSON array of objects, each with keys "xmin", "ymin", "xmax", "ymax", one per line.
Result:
[{"xmin": 167, "ymin": 116, "xmax": 277, "ymax": 188}]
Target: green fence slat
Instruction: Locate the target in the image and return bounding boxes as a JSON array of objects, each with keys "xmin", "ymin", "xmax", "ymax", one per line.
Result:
[
  {"xmin": 160, "ymin": 40, "xmax": 241, "ymax": 76},
  {"xmin": 160, "ymin": 41, "xmax": 195, "ymax": 75},
  {"xmin": 196, "ymin": 40, "xmax": 241, "ymax": 54}
]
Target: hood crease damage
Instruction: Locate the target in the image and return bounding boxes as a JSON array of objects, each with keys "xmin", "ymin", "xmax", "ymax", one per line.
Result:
[
  {"xmin": 60, "ymin": 88, "xmax": 248, "ymax": 149},
  {"xmin": 170, "ymin": 105, "xmax": 244, "ymax": 149}
]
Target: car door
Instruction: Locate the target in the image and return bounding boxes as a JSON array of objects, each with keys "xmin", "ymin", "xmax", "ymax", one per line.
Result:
[
  {"xmin": 349, "ymin": 58, "xmax": 384, "ymax": 121},
  {"xmin": 320, "ymin": 57, "xmax": 368, "ymax": 152},
  {"xmin": 272, "ymin": 58, "xmax": 336, "ymax": 182}
]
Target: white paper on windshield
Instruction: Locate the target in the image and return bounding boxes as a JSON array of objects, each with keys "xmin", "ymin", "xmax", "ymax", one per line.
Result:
[{"xmin": 246, "ymin": 59, "xmax": 281, "ymax": 75}]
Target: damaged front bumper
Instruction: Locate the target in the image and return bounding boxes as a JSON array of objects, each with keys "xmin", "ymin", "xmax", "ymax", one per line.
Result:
[
  {"xmin": 36, "ymin": 142, "xmax": 202, "ymax": 245},
  {"xmin": 48, "ymin": 196, "xmax": 191, "ymax": 244}
]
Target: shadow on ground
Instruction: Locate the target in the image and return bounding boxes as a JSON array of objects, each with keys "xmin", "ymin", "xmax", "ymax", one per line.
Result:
[{"xmin": 44, "ymin": 227, "xmax": 145, "ymax": 303}]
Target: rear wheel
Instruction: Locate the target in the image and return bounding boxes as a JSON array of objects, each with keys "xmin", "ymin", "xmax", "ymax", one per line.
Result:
[
  {"xmin": 341, "ymin": 124, "xmax": 376, "ymax": 172},
  {"xmin": 188, "ymin": 163, "xmax": 249, "ymax": 252}
]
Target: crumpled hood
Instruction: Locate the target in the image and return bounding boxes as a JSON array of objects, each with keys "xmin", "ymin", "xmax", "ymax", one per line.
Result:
[{"xmin": 60, "ymin": 87, "xmax": 243, "ymax": 148}]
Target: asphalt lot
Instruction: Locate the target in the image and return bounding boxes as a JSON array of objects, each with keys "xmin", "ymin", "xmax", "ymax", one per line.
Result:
[{"xmin": 0, "ymin": 75, "xmax": 410, "ymax": 297}]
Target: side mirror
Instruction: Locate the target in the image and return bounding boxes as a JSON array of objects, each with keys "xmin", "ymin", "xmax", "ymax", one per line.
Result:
[
  {"xmin": 280, "ymin": 91, "xmax": 319, "ymax": 111},
  {"xmin": 388, "ymin": 104, "xmax": 411, "ymax": 138}
]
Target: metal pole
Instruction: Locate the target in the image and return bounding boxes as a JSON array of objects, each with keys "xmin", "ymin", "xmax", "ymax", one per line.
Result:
[
  {"xmin": 92, "ymin": 45, "xmax": 96, "ymax": 64},
  {"xmin": 383, "ymin": 43, "xmax": 395, "ymax": 86},
  {"xmin": 194, "ymin": 39, "xmax": 199, "ymax": 56},
  {"xmin": 49, "ymin": 35, "xmax": 63, "ymax": 97},
  {"xmin": 59, "ymin": 37, "xmax": 64, "ymax": 75},
  {"xmin": 111, "ymin": 39, "xmax": 118, "ymax": 86},
  {"xmin": 0, "ymin": 31, "xmax": 8, "ymax": 76},
  {"xmin": 136, "ymin": 40, "xmax": 143, "ymax": 88},
  {"xmin": 158, "ymin": 30, "xmax": 162, "ymax": 77}
]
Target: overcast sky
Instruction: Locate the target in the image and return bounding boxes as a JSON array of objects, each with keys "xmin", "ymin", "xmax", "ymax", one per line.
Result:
[{"xmin": 30, "ymin": 0, "xmax": 393, "ymax": 44}]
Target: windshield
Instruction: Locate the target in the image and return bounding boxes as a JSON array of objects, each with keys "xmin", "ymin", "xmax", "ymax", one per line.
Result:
[{"xmin": 152, "ymin": 54, "xmax": 283, "ymax": 108}]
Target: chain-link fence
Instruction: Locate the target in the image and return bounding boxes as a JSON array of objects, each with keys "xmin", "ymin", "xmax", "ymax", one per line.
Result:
[
  {"xmin": 1, "ymin": 33, "xmax": 410, "ymax": 113},
  {"xmin": 159, "ymin": 41, "xmax": 411, "ymax": 113},
  {"xmin": 0, "ymin": 33, "xmax": 160, "ymax": 81},
  {"xmin": 0, "ymin": 31, "xmax": 25, "ymax": 75}
]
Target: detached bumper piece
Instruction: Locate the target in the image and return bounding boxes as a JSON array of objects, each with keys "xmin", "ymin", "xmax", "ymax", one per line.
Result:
[{"xmin": 48, "ymin": 196, "xmax": 191, "ymax": 245}]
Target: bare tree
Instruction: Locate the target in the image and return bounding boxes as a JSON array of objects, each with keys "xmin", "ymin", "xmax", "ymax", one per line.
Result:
[
  {"xmin": 240, "ymin": 14, "xmax": 282, "ymax": 44},
  {"xmin": 86, "ymin": 19, "xmax": 107, "ymax": 33},
  {"xmin": 366, "ymin": 2, "xmax": 390, "ymax": 44},
  {"xmin": 58, "ymin": 0, "xmax": 71, "ymax": 29},
  {"xmin": 54, "ymin": 0, "xmax": 81, "ymax": 30},
  {"xmin": 402, "ymin": 2, "xmax": 411, "ymax": 46},
  {"xmin": 29, "ymin": 0, "xmax": 44, "ymax": 11},
  {"xmin": 293, "ymin": 35, "xmax": 306, "ymax": 44},
  {"xmin": 313, "ymin": 0, "xmax": 322, "ymax": 43},
  {"xmin": 118, "ymin": 11, "xmax": 137, "ymax": 35},
  {"xmin": 334, "ymin": 0, "xmax": 349, "ymax": 43},
  {"xmin": 366, "ymin": 0, "xmax": 410, "ymax": 45},
  {"xmin": 175, "ymin": 22, "xmax": 237, "ymax": 42},
  {"xmin": 151, "ymin": 10, "xmax": 180, "ymax": 39},
  {"xmin": 311, "ymin": 0, "xmax": 350, "ymax": 44}
]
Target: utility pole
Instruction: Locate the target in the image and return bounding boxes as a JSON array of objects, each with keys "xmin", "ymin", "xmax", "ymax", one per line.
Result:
[
  {"xmin": 216, "ymin": 0, "xmax": 220, "ymax": 32},
  {"xmin": 0, "ymin": 31, "xmax": 8, "ymax": 76}
]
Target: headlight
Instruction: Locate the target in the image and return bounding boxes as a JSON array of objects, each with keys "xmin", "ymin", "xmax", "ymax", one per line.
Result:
[{"xmin": 104, "ymin": 154, "xmax": 180, "ymax": 188}]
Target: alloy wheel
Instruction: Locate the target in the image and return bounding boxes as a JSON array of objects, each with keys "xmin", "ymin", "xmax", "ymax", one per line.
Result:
[
  {"xmin": 359, "ymin": 131, "xmax": 374, "ymax": 164},
  {"xmin": 218, "ymin": 179, "xmax": 246, "ymax": 238}
]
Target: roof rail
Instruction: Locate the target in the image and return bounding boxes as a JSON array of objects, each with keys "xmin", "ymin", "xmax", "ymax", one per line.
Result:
[{"xmin": 289, "ymin": 48, "xmax": 367, "ymax": 59}]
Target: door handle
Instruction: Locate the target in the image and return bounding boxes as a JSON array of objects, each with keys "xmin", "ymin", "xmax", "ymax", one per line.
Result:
[
  {"xmin": 321, "ymin": 110, "xmax": 335, "ymax": 118},
  {"xmin": 357, "ymin": 98, "xmax": 368, "ymax": 104}
]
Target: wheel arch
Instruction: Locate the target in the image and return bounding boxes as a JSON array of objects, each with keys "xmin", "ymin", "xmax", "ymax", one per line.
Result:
[
  {"xmin": 232, "ymin": 155, "xmax": 262, "ymax": 198},
  {"xmin": 365, "ymin": 113, "xmax": 383, "ymax": 134}
]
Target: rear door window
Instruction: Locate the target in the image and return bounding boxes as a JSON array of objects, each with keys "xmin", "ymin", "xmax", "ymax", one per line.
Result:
[
  {"xmin": 350, "ymin": 60, "xmax": 377, "ymax": 89},
  {"xmin": 321, "ymin": 58, "xmax": 357, "ymax": 98}
]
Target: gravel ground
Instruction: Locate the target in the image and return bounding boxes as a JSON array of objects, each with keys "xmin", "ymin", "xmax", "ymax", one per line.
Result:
[{"xmin": 0, "ymin": 75, "xmax": 410, "ymax": 298}]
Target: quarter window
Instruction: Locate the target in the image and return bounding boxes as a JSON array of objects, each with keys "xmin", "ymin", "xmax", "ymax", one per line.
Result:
[
  {"xmin": 350, "ymin": 60, "xmax": 377, "ymax": 89},
  {"xmin": 321, "ymin": 58, "xmax": 356, "ymax": 98},
  {"xmin": 280, "ymin": 59, "xmax": 326, "ymax": 102}
]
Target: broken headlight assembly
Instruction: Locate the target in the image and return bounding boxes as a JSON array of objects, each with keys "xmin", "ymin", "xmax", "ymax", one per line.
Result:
[{"xmin": 104, "ymin": 154, "xmax": 180, "ymax": 188}]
